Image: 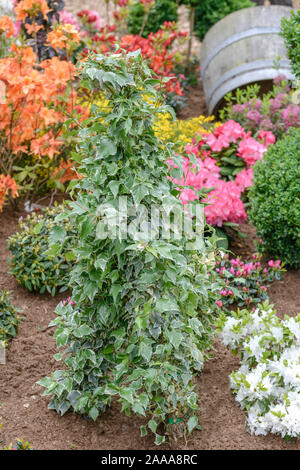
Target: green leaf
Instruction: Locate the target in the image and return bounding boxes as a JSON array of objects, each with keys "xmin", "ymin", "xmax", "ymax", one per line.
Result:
[
  {"xmin": 187, "ymin": 415, "xmax": 199, "ymax": 433},
  {"xmin": 73, "ymin": 325, "xmax": 94, "ymax": 338},
  {"xmin": 89, "ymin": 406, "xmax": 99, "ymax": 421},
  {"xmin": 139, "ymin": 341, "xmax": 152, "ymax": 362},
  {"xmin": 155, "ymin": 434, "xmax": 165, "ymax": 445},
  {"xmin": 156, "ymin": 297, "xmax": 179, "ymax": 313}
]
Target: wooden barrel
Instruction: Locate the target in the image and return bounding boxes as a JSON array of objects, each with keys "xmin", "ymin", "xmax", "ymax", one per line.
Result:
[{"xmin": 200, "ymin": 5, "xmax": 295, "ymax": 114}]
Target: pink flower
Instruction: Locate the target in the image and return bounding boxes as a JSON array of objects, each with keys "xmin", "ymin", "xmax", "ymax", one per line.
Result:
[
  {"xmin": 216, "ymin": 300, "xmax": 223, "ymax": 307},
  {"xmin": 237, "ymin": 136, "xmax": 266, "ymax": 167},
  {"xmin": 257, "ymin": 130, "xmax": 276, "ymax": 146},
  {"xmin": 235, "ymin": 168, "xmax": 254, "ymax": 191},
  {"xmin": 62, "ymin": 297, "xmax": 76, "ymax": 307},
  {"xmin": 59, "ymin": 11, "xmax": 81, "ymax": 31}
]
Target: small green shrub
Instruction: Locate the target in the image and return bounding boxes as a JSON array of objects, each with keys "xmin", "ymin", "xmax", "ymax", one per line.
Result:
[
  {"xmin": 127, "ymin": 0, "xmax": 178, "ymax": 37},
  {"xmin": 8, "ymin": 205, "xmax": 76, "ymax": 296},
  {"xmin": 249, "ymin": 128, "xmax": 300, "ymax": 268},
  {"xmin": 281, "ymin": 9, "xmax": 300, "ymax": 81},
  {"xmin": 0, "ymin": 290, "xmax": 21, "ymax": 346},
  {"xmin": 194, "ymin": 0, "xmax": 254, "ymax": 41},
  {"xmin": 0, "ymin": 423, "xmax": 32, "ymax": 450}
]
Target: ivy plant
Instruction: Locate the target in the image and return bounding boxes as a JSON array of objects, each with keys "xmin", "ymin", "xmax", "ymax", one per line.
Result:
[{"xmin": 39, "ymin": 51, "xmax": 220, "ymax": 444}]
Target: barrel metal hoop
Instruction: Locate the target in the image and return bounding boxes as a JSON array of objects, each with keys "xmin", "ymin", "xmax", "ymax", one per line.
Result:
[
  {"xmin": 206, "ymin": 59, "xmax": 291, "ymax": 105},
  {"xmin": 201, "ymin": 27, "xmax": 282, "ymax": 78},
  {"xmin": 208, "ymin": 65, "xmax": 294, "ymax": 113}
]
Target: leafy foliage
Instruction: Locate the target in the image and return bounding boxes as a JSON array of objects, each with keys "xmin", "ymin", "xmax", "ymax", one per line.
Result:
[
  {"xmin": 0, "ymin": 290, "xmax": 21, "ymax": 346},
  {"xmin": 127, "ymin": 0, "xmax": 178, "ymax": 38},
  {"xmin": 39, "ymin": 51, "xmax": 220, "ymax": 444},
  {"xmin": 249, "ymin": 128, "xmax": 300, "ymax": 268},
  {"xmin": 194, "ymin": 0, "xmax": 254, "ymax": 41},
  {"xmin": 8, "ymin": 205, "xmax": 76, "ymax": 295},
  {"xmin": 281, "ymin": 8, "xmax": 300, "ymax": 81}
]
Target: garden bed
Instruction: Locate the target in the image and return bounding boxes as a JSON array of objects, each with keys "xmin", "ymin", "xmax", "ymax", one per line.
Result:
[{"xmin": 0, "ymin": 207, "xmax": 299, "ymax": 450}]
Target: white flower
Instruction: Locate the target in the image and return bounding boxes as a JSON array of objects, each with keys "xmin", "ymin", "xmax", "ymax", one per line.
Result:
[
  {"xmin": 0, "ymin": 0, "xmax": 14, "ymax": 15},
  {"xmin": 219, "ymin": 305, "xmax": 300, "ymax": 439}
]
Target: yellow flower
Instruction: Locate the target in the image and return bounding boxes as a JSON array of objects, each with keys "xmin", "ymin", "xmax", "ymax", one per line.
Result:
[{"xmin": 153, "ymin": 112, "xmax": 220, "ymax": 152}]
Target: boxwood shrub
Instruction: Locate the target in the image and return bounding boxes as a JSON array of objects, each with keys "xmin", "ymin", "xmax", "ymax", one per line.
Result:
[{"xmin": 249, "ymin": 129, "xmax": 300, "ymax": 268}]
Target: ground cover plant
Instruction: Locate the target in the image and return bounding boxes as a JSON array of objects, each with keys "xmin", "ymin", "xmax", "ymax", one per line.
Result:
[{"xmin": 38, "ymin": 50, "xmax": 221, "ymax": 445}]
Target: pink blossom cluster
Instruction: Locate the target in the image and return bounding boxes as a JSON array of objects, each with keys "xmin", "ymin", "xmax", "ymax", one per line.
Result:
[
  {"xmin": 214, "ymin": 254, "xmax": 283, "ymax": 311},
  {"xmin": 228, "ymin": 76, "xmax": 300, "ymax": 137},
  {"xmin": 59, "ymin": 10, "xmax": 81, "ymax": 31},
  {"xmin": 169, "ymin": 121, "xmax": 275, "ymax": 227}
]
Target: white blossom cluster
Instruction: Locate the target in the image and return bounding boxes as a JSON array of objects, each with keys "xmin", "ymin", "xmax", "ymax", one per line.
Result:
[
  {"xmin": 218, "ymin": 303, "xmax": 300, "ymax": 439},
  {"xmin": 0, "ymin": 0, "xmax": 14, "ymax": 16}
]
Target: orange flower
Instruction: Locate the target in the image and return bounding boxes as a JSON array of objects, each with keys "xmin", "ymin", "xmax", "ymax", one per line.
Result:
[
  {"xmin": 0, "ymin": 174, "xmax": 19, "ymax": 212},
  {"xmin": 15, "ymin": 0, "xmax": 50, "ymax": 21},
  {"xmin": 53, "ymin": 160, "xmax": 82, "ymax": 184},
  {"xmin": 47, "ymin": 23, "xmax": 80, "ymax": 52},
  {"xmin": 0, "ymin": 16, "xmax": 15, "ymax": 38},
  {"xmin": 24, "ymin": 22, "xmax": 43, "ymax": 35}
]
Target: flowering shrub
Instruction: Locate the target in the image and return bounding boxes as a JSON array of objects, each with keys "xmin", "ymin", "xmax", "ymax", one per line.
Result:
[
  {"xmin": 0, "ymin": 30, "xmax": 85, "ymax": 199},
  {"xmin": 39, "ymin": 51, "xmax": 220, "ymax": 445},
  {"xmin": 154, "ymin": 112, "xmax": 217, "ymax": 152},
  {"xmin": 218, "ymin": 303, "xmax": 300, "ymax": 439},
  {"xmin": 214, "ymin": 254, "xmax": 284, "ymax": 312},
  {"xmin": 8, "ymin": 205, "xmax": 76, "ymax": 295},
  {"xmin": 169, "ymin": 120, "xmax": 275, "ymax": 227},
  {"xmin": 249, "ymin": 128, "xmax": 300, "ymax": 268},
  {"xmin": 0, "ymin": 290, "xmax": 21, "ymax": 346},
  {"xmin": 15, "ymin": 0, "xmax": 65, "ymax": 61},
  {"xmin": 220, "ymin": 77, "xmax": 300, "ymax": 139}
]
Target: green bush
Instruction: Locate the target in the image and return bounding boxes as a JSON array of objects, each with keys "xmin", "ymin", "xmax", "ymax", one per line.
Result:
[
  {"xmin": 0, "ymin": 290, "xmax": 21, "ymax": 346},
  {"xmin": 249, "ymin": 128, "xmax": 300, "ymax": 268},
  {"xmin": 127, "ymin": 0, "xmax": 178, "ymax": 37},
  {"xmin": 8, "ymin": 205, "xmax": 76, "ymax": 296},
  {"xmin": 39, "ymin": 51, "xmax": 220, "ymax": 445},
  {"xmin": 194, "ymin": 0, "xmax": 254, "ymax": 41},
  {"xmin": 281, "ymin": 9, "xmax": 300, "ymax": 81}
]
